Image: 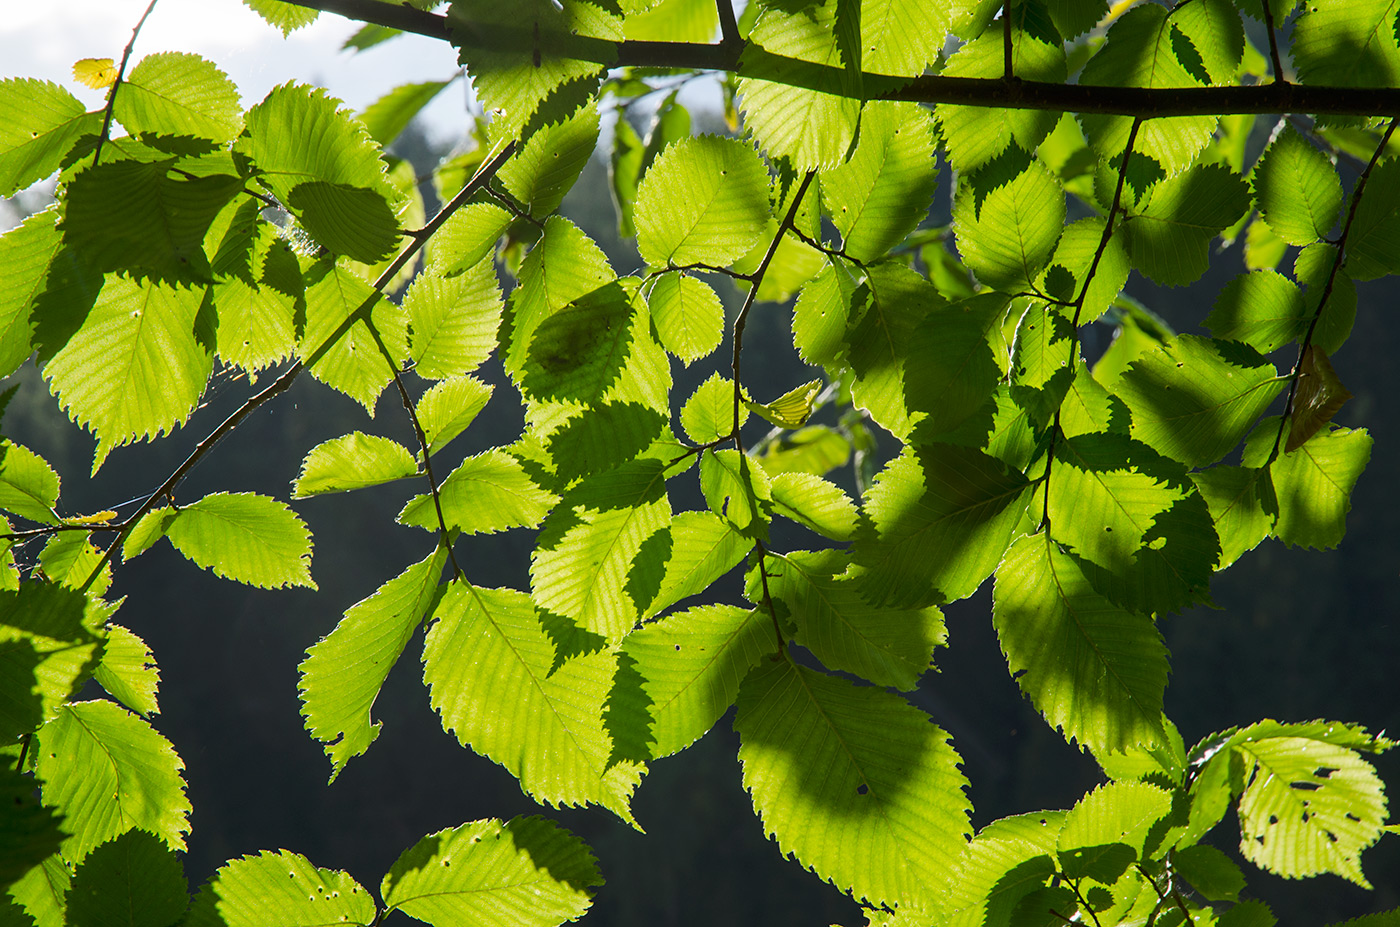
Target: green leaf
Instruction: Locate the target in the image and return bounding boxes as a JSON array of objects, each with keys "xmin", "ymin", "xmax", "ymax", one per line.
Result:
[
  {"xmin": 498, "ymin": 105, "xmax": 600, "ymax": 218},
  {"xmin": 745, "ymin": 378, "xmax": 823, "ymax": 430},
  {"xmin": 286, "ymin": 181, "xmax": 401, "ymax": 264},
  {"xmin": 1252, "ymin": 127, "xmax": 1343, "ymax": 246},
  {"xmin": 1047, "ymin": 433, "xmax": 1218, "ymax": 614},
  {"xmin": 381, "ymin": 816, "xmax": 602, "ymax": 927},
  {"xmin": 994, "ymin": 533, "xmax": 1169, "ymax": 752},
  {"xmin": 1039, "ymin": 216, "xmax": 1131, "ymax": 322},
  {"xmin": 792, "ymin": 257, "xmax": 860, "ymax": 368},
  {"xmin": 1245, "ymin": 422, "xmax": 1372, "ymax": 550},
  {"xmin": 737, "ymin": 0, "xmax": 862, "ymax": 171},
  {"xmin": 447, "ymin": 0, "xmax": 619, "ymax": 137},
  {"xmin": 769, "ymin": 472, "xmax": 858, "ymax": 541},
  {"xmin": 1343, "ymin": 160, "xmax": 1400, "ymax": 281},
  {"xmin": 293, "ymin": 432, "xmax": 417, "ymax": 498},
  {"xmin": 1121, "ymin": 163, "xmax": 1251, "ymax": 287},
  {"xmin": 532, "ymin": 459, "xmax": 670, "ymax": 643},
  {"xmin": 406, "ymin": 261, "xmax": 504, "ymax": 380},
  {"xmin": 426, "ymin": 203, "xmax": 512, "ymax": 277},
  {"xmin": 423, "ymin": 582, "xmax": 643, "ymax": 822},
  {"xmin": 121, "ymin": 508, "xmax": 177, "ymax": 563},
  {"xmin": 903, "ymin": 293, "xmax": 1006, "ymax": 439},
  {"xmin": 0, "ymin": 584, "xmax": 100, "ymax": 741},
  {"xmin": 240, "ymin": 0, "xmax": 320, "ymax": 34},
  {"xmin": 504, "ymin": 217, "xmax": 615, "ymax": 379},
  {"xmin": 624, "ymin": 0, "xmax": 718, "ymax": 41},
  {"xmin": 735, "ymin": 659, "xmax": 970, "ymax": 910},
  {"xmin": 35, "ymin": 700, "xmax": 191, "ymax": 862},
  {"xmin": 93, "ymin": 624, "xmax": 160, "ymax": 718},
  {"xmin": 6, "ymin": 853, "xmax": 71, "ymax": 927},
  {"xmin": 1292, "ymin": 0, "xmax": 1400, "ymax": 87},
  {"xmin": 299, "ymin": 545, "xmax": 446, "ymax": 780},
  {"xmin": 939, "ymin": 33, "xmax": 1066, "ymax": 173},
  {"xmin": 66, "ymin": 830, "xmax": 188, "ymax": 927},
  {"xmin": 941, "ymin": 812, "xmax": 1065, "ymax": 927},
  {"xmin": 858, "ymin": 0, "xmax": 947, "ymax": 76},
  {"xmin": 680, "ymin": 372, "xmax": 744, "ymax": 445},
  {"xmin": 1191, "ymin": 466, "xmax": 1275, "ymax": 569},
  {"xmin": 184, "ymin": 850, "xmax": 374, "ymax": 927},
  {"xmin": 1171, "ymin": 0, "xmax": 1246, "ymax": 84},
  {"xmin": 359, "ymin": 80, "xmax": 451, "ymax": 147},
  {"xmin": 62, "ymin": 160, "xmax": 242, "ymax": 284},
  {"xmin": 114, "ymin": 52, "xmax": 242, "ymax": 143},
  {"xmin": 764, "ymin": 549, "xmax": 943, "ymax": 691},
  {"xmin": 845, "ymin": 263, "xmax": 937, "ymax": 440},
  {"xmin": 1205, "ymin": 269, "xmax": 1307, "ymax": 353},
  {"xmin": 1172, "ymin": 843, "xmax": 1245, "ymax": 902},
  {"xmin": 1116, "ymin": 335, "xmax": 1283, "ymax": 468},
  {"xmin": 208, "ymin": 206, "xmax": 300, "ymax": 372},
  {"xmin": 1078, "ymin": 4, "xmax": 1218, "ymax": 175},
  {"xmin": 545, "ymin": 402, "xmax": 667, "ymax": 483},
  {"xmin": 700, "ymin": 448, "xmax": 772, "ymax": 541},
  {"xmin": 43, "ymin": 275, "xmax": 212, "ymax": 473},
  {"xmin": 852, "ymin": 444, "xmax": 1031, "ymax": 608},
  {"xmin": 0, "ymin": 79, "xmax": 100, "ymax": 198},
  {"xmin": 954, "ymin": 156, "xmax": 1064, "ymax": 292},
  {"xmin": 634, "ymin": 135, "xmax": 772, "ymax": 268},
  {"xmin": 0, "ymin": 765, "xmax": 64, "ymax": 891},
  {"xmin": 0, "ymin": 441, "xmax": 60, "ymax": 525},
  {"xmin": 823, "ymin": 102, "xmax": 938, "ymax": 261},
  {"xmin": 418, "ymin": 376, "xmax": 493, "ymax": 456},
  {"xmin": 646, "ymin": 272, "xmax": 725, "ymax": 365},
  {"xmin": 164, "ymin": 492, "xmax": 315, "ymax": 589},
  {"xmin": 614, "ymin": 604, "xmax": 771, "ymax": 760},
  {"xmin": 1056, "ymin": 780, "xmax": 1174, "ymax": 878},
  {"xmin": 400, "ymin": 449, "xmax": 557, "ymax": 535},
  {"xmin": 1227, "ymin": 722, "xmax": 1391, "ymax": 886},
  {"xmin": 1295, "ymin": 244, "xmax": 1356, "ymax": 355},
  {"xmin": 300, "ymin": 260, "xmax": 406, "ymax": 412},
  {"xmin": 646, "ymin": 510, "xmax": 753, "ymax": 619},
  {"xmin": 521, "ymin": 279, "xmax": 636, "ymax": 404},
  {"xmin": 0, "ymin": 211, "xmax": 62, "ymax": 380},
  {"xmin": 758, "ymin": 425, "xmax": 853, "ymax": 478},
  {"xmin": 238, "ymin": 83, "xmax": 397, "ymax": 207}
]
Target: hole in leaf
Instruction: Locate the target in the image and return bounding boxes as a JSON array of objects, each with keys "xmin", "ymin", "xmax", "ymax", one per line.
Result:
[
  {"xmin": 856, "ymin": 784, "xmax": 868, "ymax": 795},
  {"xmin": 1290, "ymin": 780, "xmax": 1321, "ymax": 791},
  {"xmin": 1315, "ymin": 766, "xmax": 1338, "ymax": 778}
]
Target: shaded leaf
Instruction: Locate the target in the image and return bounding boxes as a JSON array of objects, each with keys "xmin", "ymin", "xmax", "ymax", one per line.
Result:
[
  {"xmin": 1288, "ymin": 345, "xmax": 1352, "ymax": 452},
  {"xmin": 66, "ymin": 830, "xmax": 188, "ymax": 927}
]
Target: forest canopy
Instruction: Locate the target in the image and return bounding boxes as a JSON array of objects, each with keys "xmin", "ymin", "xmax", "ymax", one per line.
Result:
[{"xmin": 1, "ymin": 0, "xmax": 1398, "ymax": 924}]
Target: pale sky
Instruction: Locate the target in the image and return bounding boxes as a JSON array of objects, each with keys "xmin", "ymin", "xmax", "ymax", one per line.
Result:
[{"xmin": 0, "ymin": 0, "xmax": 472, "ymax": 141}]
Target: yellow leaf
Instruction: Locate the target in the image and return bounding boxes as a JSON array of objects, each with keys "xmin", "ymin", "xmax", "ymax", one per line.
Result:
[
  {"xmin": 744, "ymin": 379, "xmax": 823, "ymax": 430},
  {"xmin": 64, "ymin": 510, "xmax": 118, "ymax": 526},
  {"xmin": 73, "ymin": 57, "xmax": 118, "ymax": 90}
]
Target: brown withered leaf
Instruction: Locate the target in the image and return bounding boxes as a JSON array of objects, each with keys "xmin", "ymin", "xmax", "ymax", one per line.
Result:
[{"xmin": 1287, "ymin": 345, "xmax": 1352, "ymax": 452}]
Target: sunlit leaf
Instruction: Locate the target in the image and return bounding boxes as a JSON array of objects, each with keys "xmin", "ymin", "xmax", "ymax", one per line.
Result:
[
  {"xmin": 115, "ymin": 52, "xmax": 242, "ymax": 142},
  {"xmin": 0, "ymin": 78, "xmax": 101, "ymax": 198},
  {"xmin": 294, "ymin": 432, "xmax": 417, "ymax": 498},
  {"xmin": 163, "ymin": 492, "xmax": 315, "ymax": 589},
  {"xmin": 645, "ymin": 272, "xmax": 725, "ymax": 365},
  {"xmin": 400, "ymin": 450, "xmax": 558, "ymax": 536},
  {"xmin": 184, "ymin": 850, "xmax": 374, "ymax": 926},
  {"xmin": 72, "ymin": 58, "xmax": 117, "ymax": 90}
]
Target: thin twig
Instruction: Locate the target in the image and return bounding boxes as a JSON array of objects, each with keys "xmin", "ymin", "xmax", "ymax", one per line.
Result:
[
  {"xmin": 92, "ymin": 0, "xmax": 160, "ymax": 166},
  {"xmin": 715, "ymin": 0, "xmax": 740, "ymax": 48},
  {"xmin": 730, "ymin": 171, "xmax": 817, "ymax": 451},
  {"xmin": 754, "ymin": 544, "xmax": 786, "ymax": 653},
  {"xmin": 1259, "ymin": 0, "xmax": 1287, "ymax": 85},
  {"xmin": 78, "ymin": 143, "xmax": 517, "ymax": 592},
  {"xmin": 1267, "ymin": 116, "xmax": 1399, "ymax": 463}
]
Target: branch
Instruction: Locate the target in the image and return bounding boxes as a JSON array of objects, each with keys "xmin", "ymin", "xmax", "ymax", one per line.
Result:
[
  {"xmin": 79, "ymin": 142, "xmax": 517, "ymax": 592},
  {"xmin": 92, "ymin": 0, "xmax": 160, "ymax": 166},
  {"xmin": 274, "ymin": 0, "xmax": 1400, "ymax": 117},
  {"xmin": 730, "ymin": 171, "xmax": 817, "ymax": 452},
  {"xmin": 1268, "ymin": 116, "xmax": 1399, "ymax": 462}
]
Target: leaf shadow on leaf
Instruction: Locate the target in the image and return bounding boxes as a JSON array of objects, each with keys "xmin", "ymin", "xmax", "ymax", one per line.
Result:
[
  {"xmin": 381, "ymin": 830, "xmax": 446, "ymax": 902},
  {"xmin": 288, "ymin": 181, "xmax": 401, "ymax": 264},
  {"xmin": 986, "ymin": 854, "xmax": 1058, "ymax": 918},
  {"xmin": 30, "ymin": 248, "xmax": 103, "ymax": 364},
  {"xmin": 603, "ymin": 648, "xmax": 656, "ymax": 767},
  {"xmin": 538, "ymin": 608, "xmax": 607, "ymax": 675},
  {"xmin": 67, "ymin": 829, "xmax": 189, "ymax": 927},
  {"xmin": 521, "ymin": 280, "xmax": 635, "ymax": 404},
  {"xmin": 625, "ymin": 527, "xmax": 671, "ymax": 621},
  {"xmin": 1057, "ymin": 842, "xmax": 1134, "ymax": 883},
  {"xmin": 964, "ymin": 145, "xmax": 1033, "ymax": 217},
  {"xmin": 132, "ymin": 132, "xmax": 222, "ymax": 159}
]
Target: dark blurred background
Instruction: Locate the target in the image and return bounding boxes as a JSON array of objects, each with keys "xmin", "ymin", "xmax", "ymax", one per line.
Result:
[{"xmin": 2, "ymin": 114, "xmax": 1396, "ymax": 924}]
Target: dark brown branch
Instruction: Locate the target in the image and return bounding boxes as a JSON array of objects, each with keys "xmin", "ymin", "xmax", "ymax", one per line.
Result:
[
  {"xmin": 715, "ymin": 0, "xmax": 740, "ymax": 49},
  {"xmin": 92, "ymin": 0, "xmax": 160, "ymax": 166},
  {"xmin": 276, "ymin": 0, "xmax": 1400, "ymax": 117}
]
